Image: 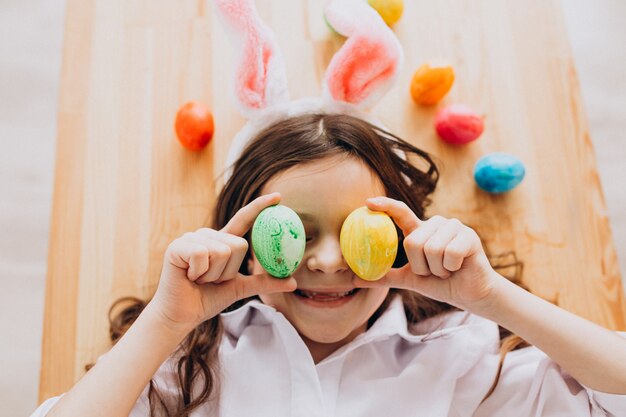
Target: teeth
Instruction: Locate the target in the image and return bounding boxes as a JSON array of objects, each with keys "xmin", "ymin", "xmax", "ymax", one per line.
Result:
[{"xmin": 296, "ymin": 289, "xmax": 357, "ymax": 299}]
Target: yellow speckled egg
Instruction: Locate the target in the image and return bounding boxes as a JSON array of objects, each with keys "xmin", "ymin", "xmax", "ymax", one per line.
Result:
[{"xmin": 340, "ymin": 206, "xmax": 398, "ymax": 281}]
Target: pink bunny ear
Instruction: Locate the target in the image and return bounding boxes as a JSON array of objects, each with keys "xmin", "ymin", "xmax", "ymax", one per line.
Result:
[
  {"xmin": 213, "ymin": 0, "xmax": 289, "ymax": 118},
  {"xmin": 323, "ymin": 0, "xmax": 404, "ymax": 110}
]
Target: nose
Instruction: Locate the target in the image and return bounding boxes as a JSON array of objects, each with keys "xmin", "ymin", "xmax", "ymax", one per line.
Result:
[{"xmin": 306, "ymin": 235, "xmax": 350, "ymax": 275}]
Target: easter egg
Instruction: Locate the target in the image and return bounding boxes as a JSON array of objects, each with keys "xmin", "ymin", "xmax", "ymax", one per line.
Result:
[
  {"xmin": 252, "ymin": 205, "xmax": 306, "ymax": 278},
  {"xmin": 174, "ymin": 101, "xmax": 214, "ymax": 151},
  {"xmin": 435, "ymin": 104, "xmax": 484, "ymax": 145},
  {"xmin": 410, "ymin": 63, "xmax": 455, "ymax": 106},
  {"xmin": 367, "ymin": 0, "xmax": 404, "ymax": 26},
  {"xmin": 474, "ymin": 153, "xmax": 526, "ymax": 194},
  {"xmin": 340, "ymin": 207, "xmax": 398, "ymax": 281}
]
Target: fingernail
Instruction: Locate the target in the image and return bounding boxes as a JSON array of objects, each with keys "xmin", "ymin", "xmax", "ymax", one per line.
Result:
[{"xmin": 368, "ymin": 197, "xmax": 383, "ymax": 205}]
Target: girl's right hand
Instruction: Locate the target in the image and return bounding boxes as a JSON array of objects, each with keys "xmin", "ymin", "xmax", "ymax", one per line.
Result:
[{"xmin": 148, "ymin": 192, "xmax": 297, "ymax": 330}]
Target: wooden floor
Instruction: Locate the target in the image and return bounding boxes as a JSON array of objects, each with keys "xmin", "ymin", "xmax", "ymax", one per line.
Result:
[{"xmin": 36, "ymin": 0, "xmax": 626, "ymax": 402}]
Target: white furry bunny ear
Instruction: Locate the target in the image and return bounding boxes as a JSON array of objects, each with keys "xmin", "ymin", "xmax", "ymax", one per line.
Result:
[
  {"xmin": 213, "ymin": 0, "xmax": 290, "ymax": 118},
  {"xmin": 322, "ymin": 0, "xmax": 404, "ymax": 110}
]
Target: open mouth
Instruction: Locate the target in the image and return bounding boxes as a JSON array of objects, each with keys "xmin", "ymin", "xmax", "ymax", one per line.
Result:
[{"xmin": 294, "ymin": 288, "xmax": 361, "ymax": 302}]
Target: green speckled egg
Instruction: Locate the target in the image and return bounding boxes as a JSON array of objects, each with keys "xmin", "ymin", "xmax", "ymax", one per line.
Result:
[{"xmin": 252, "ymin": 205, "xmax": 306, "ymax": 278}]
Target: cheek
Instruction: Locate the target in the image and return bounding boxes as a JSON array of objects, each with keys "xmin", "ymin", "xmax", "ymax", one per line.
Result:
[
  {"xmin": 259, "ymin": 293, "xmax": 281, "ymax": 307},
  {"xmin": 366, "ymin": 288, "xmax": 391, "ymax": 311}
]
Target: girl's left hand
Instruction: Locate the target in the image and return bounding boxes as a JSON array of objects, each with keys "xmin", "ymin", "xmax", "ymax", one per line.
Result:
[{"xmin": 353, "ymin": 196, "xmax": 501, "ymax": 312}]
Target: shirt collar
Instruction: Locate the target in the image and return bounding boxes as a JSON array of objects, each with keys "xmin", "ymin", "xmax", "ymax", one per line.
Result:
[{"xmin": 220, "ymin": 294, "xmax": 499, "ymax": 371}]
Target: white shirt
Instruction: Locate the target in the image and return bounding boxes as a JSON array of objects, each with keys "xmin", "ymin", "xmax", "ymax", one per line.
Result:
[{"xmin": 32, "ymin": 296, "xmax": 626, "ymax": 416}]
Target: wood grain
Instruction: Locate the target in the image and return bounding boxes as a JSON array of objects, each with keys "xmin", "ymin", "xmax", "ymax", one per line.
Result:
[{"xmin": 39, "ymin": 0, "xmax": 626, "ymax": 401}]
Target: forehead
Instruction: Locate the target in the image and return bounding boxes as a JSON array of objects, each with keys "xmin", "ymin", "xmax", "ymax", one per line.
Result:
[{"xmin": 260, "ymin": 155, "xmax": 386, "ymax": 222}]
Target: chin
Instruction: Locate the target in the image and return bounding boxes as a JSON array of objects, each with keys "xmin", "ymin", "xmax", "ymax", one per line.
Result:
[{"xmin": 298, "ymin": 322, "xmax": 358, "ymax": 344}]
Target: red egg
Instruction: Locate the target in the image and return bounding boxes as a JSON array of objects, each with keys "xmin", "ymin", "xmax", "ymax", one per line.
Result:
[
  {"xmin": 174, "ymin": 101, "xmax": 214, "ymax": 151},
  {"xmin": 435, "ymin": 104, "xmax": 484, "ymax": 145}
]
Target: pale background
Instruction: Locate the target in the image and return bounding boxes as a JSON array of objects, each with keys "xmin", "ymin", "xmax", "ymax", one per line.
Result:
[{"xmin": 0, "ymin": 0, "xmax": 624, "ymax": 415}]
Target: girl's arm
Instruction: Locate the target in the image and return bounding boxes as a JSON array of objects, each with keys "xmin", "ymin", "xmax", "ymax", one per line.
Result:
[
  {"xmin": 358, "ymin": 196, "xmax": 626, "ymax": 394},
  {"xmin": 474, "ymin": 270, "xmax": 626, "ymax": 393},
  {"xmin": 47, "ymin": 304, "xmax": 193, "ymax": 417},
  {"xmin": 45, "ymin": 193, "xmax": 297, "ymax": 416}
]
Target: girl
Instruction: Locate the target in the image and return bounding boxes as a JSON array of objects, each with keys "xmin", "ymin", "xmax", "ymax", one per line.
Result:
[
  {"xmin": 33, "ymin": 112, "xmax": 626, "ymax": 416},
  {"xmin": 33, "ymin": 0, "xmax": 626, "ymax": 415}
]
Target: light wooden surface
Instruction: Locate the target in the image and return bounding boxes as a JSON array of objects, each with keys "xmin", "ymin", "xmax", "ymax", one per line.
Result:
[{"xmin": 39, "ymin": 0, "xmax": 626, "ymax": 401}]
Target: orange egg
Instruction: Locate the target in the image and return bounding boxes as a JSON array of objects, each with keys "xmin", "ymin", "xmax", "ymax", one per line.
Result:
[
  {"xmin": 174, "ymin": 101, "xmax": 214, "ymax": 151},
  {"xmin": 410, "ymin": 63, "xmax": 455, "ymax": 106}
]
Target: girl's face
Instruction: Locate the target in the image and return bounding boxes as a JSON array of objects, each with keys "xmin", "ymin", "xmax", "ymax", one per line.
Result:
[{"xmin": 250, "ymin": 154, "xmax": 390, "ymax": 362}]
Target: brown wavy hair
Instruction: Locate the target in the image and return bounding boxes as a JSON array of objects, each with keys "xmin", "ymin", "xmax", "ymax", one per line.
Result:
[{"xmin": 100, "ymin": 113, "xmax": 528, "ymax": 415}]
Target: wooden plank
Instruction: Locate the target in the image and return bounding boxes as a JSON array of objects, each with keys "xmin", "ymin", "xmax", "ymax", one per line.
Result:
[
  {"xmin": 40, "ymin": 0, "xmax": 626, "ymax": 401},
  {"xmin": 39, "ymin": 0, "xmax": 92, "ymax": 400}
]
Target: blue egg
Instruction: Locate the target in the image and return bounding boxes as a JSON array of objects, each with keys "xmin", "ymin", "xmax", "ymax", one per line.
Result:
[{"xmin": 474, "ymin": 153, "xmax": 525, "ymax": 194}]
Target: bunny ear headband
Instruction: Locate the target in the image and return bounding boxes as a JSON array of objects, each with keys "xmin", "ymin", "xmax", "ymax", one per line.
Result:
[{"xmin": 213, "ymin": 0, "xmax": 404, "ymax": 180}]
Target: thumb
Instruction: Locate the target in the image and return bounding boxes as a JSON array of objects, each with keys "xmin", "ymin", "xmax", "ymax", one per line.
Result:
[
  {"xmin": 351, "ymin": 264, "xmax": 414, "ymax": 290},
  {"xmin": 352, "ymin": 265, "xmax": 441, "ymax": 294},
  {"xmin": 223, "ymin": 273, "xmax": 297, "ymax": 302}
]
